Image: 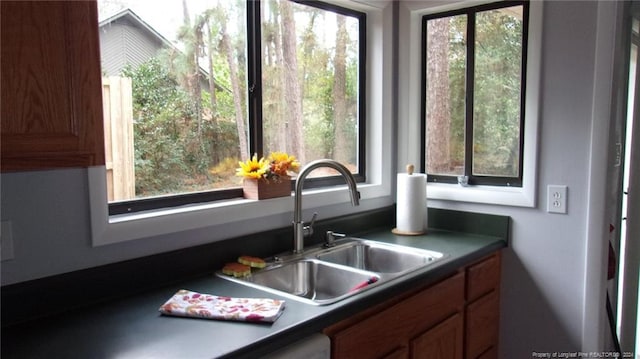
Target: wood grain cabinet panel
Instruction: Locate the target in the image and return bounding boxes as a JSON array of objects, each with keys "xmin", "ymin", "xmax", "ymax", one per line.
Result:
[
  {"xmin": 1, "ymin": 1, "xmax": 105, "ymax": 171},
  {"xmin": 411, "ymin": 313, "xmax": 463, "ymax": 359},
  {"xmin": 476, "ymin": 346, "xmax": 498, "ymax": 359},
  {"xmin": 466, "ymin": 253, "xmax": 500, "ymax": 302},
  {"xmin": 382, "ymin": 346, "xmax": 409, "ymax": 359},
  {"xmin": 328, "ymin": 273, "xmax": 464, "ymax": 359},
  {"xmin": 465, "ymin": 290, "xmax": 499, "ymax": 359}
]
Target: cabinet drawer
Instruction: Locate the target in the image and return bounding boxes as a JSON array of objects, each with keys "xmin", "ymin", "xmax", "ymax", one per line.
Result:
[
  {"xmin": 465, "ymin": 290, "xmax": 499, "ymax": 359},
  {"xmin": 466, "ymin": 253, "xmax": 500, "ymax": 302},
  {"xmin": 331, "ymin": 273, "xmax": 464, "ymax": 358}
]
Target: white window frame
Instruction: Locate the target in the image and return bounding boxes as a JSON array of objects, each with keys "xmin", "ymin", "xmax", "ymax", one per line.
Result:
[
  {"xmin": 397, "ymin": 0, "xmax": 542, "ymax": 207},
  {"xmin": 89, "ymin": 0, "xmax": 395, "ymax": 246}
]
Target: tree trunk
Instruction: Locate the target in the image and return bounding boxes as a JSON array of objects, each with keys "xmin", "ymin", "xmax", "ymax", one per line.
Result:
[
  {"xmin": 426, "ymin": 18, "xmax": 451, "ymax": 173},
  {"xmin": 181, "ymin": 0, "xmax": 190, "ymax": 26},
  {"xmin": 206, "ymin": 18, "xmax": 219, "ymax": 163},
  {"xmin": 220, "ymin": 26, "xmax": 249, "ymax": 161},
  {"xmin": 263, "ymin": 2, "xmax": 287, "ymax": 153},
  {"xmin": 280, "ymin": 0, "xmax": 305, "ymax": 164},
  {"xmin": 179, "ymin": 0, "xmax": 207, "ymax": 171},
  {"xmin": 206, "ymin": 21, "xmax": 217, "ymax": 114},
  {"xmin": 333, "ymin": 15, "xmax": 348, "ymax": 164},
  {"xmin": 192, "ymin": 17, "xmax": 205, "ymax": 138}
]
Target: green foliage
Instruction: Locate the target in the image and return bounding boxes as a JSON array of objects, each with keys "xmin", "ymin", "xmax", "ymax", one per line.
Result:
[
  {"xmin": 120, "ymin": 1, "xmax": 359, "ymax": 198},
  {"xmin": 122, "ymin": 59, "xmax": 191, "ymax": 195},
  {"xmin": 472, "ymin": 9, "xmax": 523, "ymax": 176},
  {"xmin": 261, "ymin": 1, "xmax": 359, "ymax": 165},
  {"xmin": 123, "ymin": 57, "xmax": 241, "ymax": 196},
  {"xmin": 443, "ymin": 8, "xmax": 523, "ymax": 177}
]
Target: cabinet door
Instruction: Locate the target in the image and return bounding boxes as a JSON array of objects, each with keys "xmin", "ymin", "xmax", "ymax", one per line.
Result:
[
  {"xmin": 1, "ymin": 1, "xmax": 105, "ymax": 171},
  {"xmin": 382, "ymin": 346, "xmax": 409, "ymax": 359},
  {"xmin": 410, "ymin": 313, "xmax": 463, "ymax": 359},
  {"xmin": 465, "ymin": 290, "xmax": 499, "ymax": 359},
  {"xmin": 330, "ymin": 273, "xmax": 464, "ymax": 359},
  {"xmin": 476, "ymin": 347, "xmax": 498, "ymax": 359}
]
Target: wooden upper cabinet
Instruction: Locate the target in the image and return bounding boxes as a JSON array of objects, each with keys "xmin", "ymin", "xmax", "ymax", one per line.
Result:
[{"xmin": 1, "ymin": 1, "xmax": 105, "ymax": 171}]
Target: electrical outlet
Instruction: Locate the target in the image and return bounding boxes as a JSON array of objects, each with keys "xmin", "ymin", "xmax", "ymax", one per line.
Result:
[
  {"xmin": 1, "ymin": 220, "xmax": 15, "ymax": 261},
  {"xmin": 547, "ymin": 185, "xmax": 568, "ymax": 214}
]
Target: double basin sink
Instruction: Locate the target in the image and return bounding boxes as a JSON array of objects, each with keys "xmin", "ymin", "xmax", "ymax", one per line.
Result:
[{"xmin": 217, "ymin": 237, "xmax": 445, "ymax": 305}]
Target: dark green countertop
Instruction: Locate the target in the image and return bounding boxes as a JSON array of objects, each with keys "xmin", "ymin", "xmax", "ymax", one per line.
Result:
[{"xmin": 2, "ymin": 226, "xmax": 506, "ymax": 359}]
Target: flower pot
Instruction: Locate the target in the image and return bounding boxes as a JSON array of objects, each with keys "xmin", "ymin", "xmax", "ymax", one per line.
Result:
[{"xmin": 242, "ymin": 176, "xmax": 292, "ymax": 200}]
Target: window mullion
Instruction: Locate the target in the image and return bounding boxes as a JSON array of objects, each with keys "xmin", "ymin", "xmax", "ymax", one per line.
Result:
[
  {"xmin": 246, "ymin": 0, "xmax": 263, "ymax": 157},
  {"xmin": 516, "ymin": 1, "xmax": 530, "ymax": 184},
  {"xmin": 465, "ymin": 11, "xmax": 475, "ymax": 181}
]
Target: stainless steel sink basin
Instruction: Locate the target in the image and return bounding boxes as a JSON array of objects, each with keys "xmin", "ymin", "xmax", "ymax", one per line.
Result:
[
  {"xmin": 221, "ymin": 259, "xmax": 380, "ymax": 305},
  {"xmin": 316, "ymin": 240, "xmax": 444, "ymax": 274},
  {"xmin": 216, "ymin": 237, "xmax": 446, "ymax": 305}
]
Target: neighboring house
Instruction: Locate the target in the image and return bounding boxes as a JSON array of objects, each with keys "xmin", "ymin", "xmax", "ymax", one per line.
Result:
[
  {"xmin": 98, "ymin": 7, "xmax": 211, "ymax": 91},
  {"xmin": 98, "ymin": 8, "xmax": 172, "ymax": 76}
]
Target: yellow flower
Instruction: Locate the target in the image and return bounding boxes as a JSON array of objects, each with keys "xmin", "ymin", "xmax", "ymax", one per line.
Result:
[
  {"xmin": 268, "ymin": 152, "xmax": 300, "ymax": 176},
  {"xmin": 236, "ymin": 154, "xmax": 269, "ymax": 179},
  {"xmin": 236, "ymin": 152, "xmax": 299, "ymax": 180}
]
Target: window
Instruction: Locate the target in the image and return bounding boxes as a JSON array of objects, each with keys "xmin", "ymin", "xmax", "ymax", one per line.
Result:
[
  {"xmin": 421, "ymin": 1, "xmax": 528, "ymax": 187},
  {"xmin": 98, "ymin": 0, "xmax": 365, "ymax": 214}
]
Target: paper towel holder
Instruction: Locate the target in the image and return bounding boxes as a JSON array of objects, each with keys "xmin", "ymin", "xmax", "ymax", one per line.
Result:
[
  {"xmin": 392, "ymin": 164, "xmax": 426, "ymax": 236},
  {"xmin": 392, "ymin": 228, "xmax": 426, "ymax": 236},
  {"xmin": 406, "ymin": 164, "xmax": 414, "ymax": 175}
]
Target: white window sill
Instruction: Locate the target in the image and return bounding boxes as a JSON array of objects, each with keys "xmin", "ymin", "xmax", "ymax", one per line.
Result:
[
  {"xmin": 89, "ymin": 166, "xmax": 390, "ymax": 246},
  {"xmin": 427, "ymin": 181, "xmax": 535, "ymax": 207}
]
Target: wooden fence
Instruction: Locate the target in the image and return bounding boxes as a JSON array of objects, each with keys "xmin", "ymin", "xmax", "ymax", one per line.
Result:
[{"xmin": 102, "ymin": 76, "xmax": 135, "ymax": 201}]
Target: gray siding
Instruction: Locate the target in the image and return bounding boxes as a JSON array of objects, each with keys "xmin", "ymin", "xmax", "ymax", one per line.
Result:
[{"xmin": 99, "ymin": 17, "xmax": 164, "ymax": 76}]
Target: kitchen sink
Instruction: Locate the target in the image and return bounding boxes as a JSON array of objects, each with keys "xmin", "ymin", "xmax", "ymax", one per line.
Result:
[
  {"xmin": 216, "ymin": 237, "xmax": 446, "ymax": 305},
  {"xmin": 221, "ymin": 259, "xmax": 380, "ymax": 305},
  {"xmin": 316, "ymin": 240, "xmax": 444, "ymax": 274}
]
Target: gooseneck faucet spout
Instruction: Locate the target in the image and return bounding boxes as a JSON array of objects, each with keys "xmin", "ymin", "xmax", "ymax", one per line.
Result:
[{"xmin": 293, "ymin": 159, "xmax": 360, "ymax": 254}]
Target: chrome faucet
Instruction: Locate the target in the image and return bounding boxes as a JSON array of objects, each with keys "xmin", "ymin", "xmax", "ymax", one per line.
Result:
[{"xmin": 293, "ymin": 159, "xmax": 360, "ymax": 254}]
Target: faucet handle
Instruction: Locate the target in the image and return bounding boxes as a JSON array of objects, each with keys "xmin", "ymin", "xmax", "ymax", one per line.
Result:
[
  {"xmin": 303, "ymin": 212, "xmax": 318, "ymax": 237},
  {"xmin": 308, "ymin": 212, "xmax": 318, "ymax": 227},
  {"xmin": 324, "ymin": 231, "xmax": 346, "ymax": 247}
]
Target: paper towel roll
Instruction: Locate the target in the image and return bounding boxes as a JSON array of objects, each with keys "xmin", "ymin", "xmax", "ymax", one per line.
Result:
[{"xmin": 394, "ymin": 171, "xmax": 427, "ymax": 235}]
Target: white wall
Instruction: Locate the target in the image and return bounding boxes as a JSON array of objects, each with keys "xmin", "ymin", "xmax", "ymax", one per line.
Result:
[{"xmin": 398, "ymin": 0, "xmax": 620, "ymax": 355}]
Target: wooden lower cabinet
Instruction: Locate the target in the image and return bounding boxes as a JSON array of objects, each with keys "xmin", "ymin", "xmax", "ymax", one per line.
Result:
[
  {"xmin": 324, "ymin": 251, "xmax": 501, "ymax": 359},
  {"xmin": 411, "ymin": 312, "xmax": 464, "ymax": 359}
]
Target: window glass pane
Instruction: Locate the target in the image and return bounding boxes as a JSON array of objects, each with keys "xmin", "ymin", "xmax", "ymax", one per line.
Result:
[
  {"xmin": 98, "ymin": 0, "xmax": 247, "ymax": 202},
  {"xmin": 425, "ymin": 14, "xmax": 467, "ymax": 176},
  {"xmin": 261, "ymin": 0, "xmax": 361, "ymax": 177},
  {"xmin": 473, "ymin": 6, "xmax": 523, "ymax": 177}
]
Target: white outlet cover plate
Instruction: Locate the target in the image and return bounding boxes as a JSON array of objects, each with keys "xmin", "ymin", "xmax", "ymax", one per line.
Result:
[{"xmin": 547, "ymin": 185, "xmax": 568, "ymax": 214}]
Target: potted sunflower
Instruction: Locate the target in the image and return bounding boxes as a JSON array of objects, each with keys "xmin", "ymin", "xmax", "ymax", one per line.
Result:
[{"xmin": 237, "ymin": 152, "xmax": 299, "ymax": 199}]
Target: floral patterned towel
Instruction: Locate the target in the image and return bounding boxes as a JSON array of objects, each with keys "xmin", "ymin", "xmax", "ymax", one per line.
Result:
[{"xmin": 159, "ymin": 289, "xmax": 285, "ymax": 323}]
